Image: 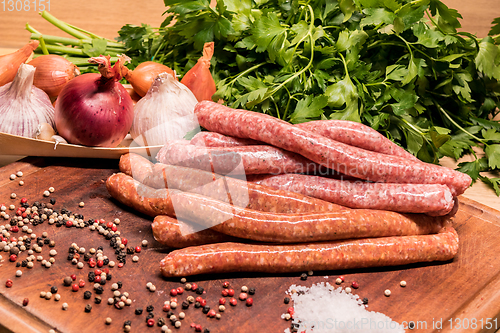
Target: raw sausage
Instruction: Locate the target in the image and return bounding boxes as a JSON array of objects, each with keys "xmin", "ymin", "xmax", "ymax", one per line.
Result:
[
  {"xmin": 190, "ymin": 131, "xmax": 261, "ymax": 147},
  {"xmin": 295, "ymin": 120, "xmax": 419, "ymax": 161},
  {"xmin": 194, "ymin": 101, "xmax": 472, "ymax": 196},
  {"xmin": 248, "ymin": 173, "xmax": 455, "ymax": 216},
  {"xmin": 119, "ymin": 152, "xmax": 154, "ymax": 183},
  {"xmin": 152, "ymin": 215, "xmax": 242, "ymax": 248},
  {"xmin": 106, "ymin": 173, "xmax": 447, "ymax": 244},
  {"xmin": 156, "ymin": 139, "xmax": 325, "ymax": 175},
  {"xmin": 160, "ymin": 226, "xmax": 459, "ymax": 277},
  {"xmin": 120, "ymin": 153, "xmax": 342, "ymax": 213}
]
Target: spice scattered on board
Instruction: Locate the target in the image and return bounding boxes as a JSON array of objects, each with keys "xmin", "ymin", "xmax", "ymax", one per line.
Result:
[{"xmin": 283, "ymin": 282, "xmax": 404, "ymax": 333}]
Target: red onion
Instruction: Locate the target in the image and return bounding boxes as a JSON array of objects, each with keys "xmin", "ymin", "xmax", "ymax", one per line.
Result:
[{"xmin": 54, "ymin": 55, "xmax": 133, "ymax": 147}]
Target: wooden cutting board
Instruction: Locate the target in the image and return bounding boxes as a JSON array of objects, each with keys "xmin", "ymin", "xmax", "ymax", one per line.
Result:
[{"xmin": 0, "ymin": 157, "xmax": 499, "ymax": 333}]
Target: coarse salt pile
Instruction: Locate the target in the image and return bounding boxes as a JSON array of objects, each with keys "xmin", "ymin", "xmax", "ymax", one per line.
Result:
[{"xmin": 284, "ymin": 282, "xmax": 404, "ymax": 333}]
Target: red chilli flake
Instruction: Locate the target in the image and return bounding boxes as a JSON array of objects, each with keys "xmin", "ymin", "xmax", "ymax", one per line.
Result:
[
  {"xmin": 5, "ymin": 279, "xmax": 13, "ymax": 288},
  {"xmin": 351, "ymin": 281, "xmax": 359, "ymax": 289}
]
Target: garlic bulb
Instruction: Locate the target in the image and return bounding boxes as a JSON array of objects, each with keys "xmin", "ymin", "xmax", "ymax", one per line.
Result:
[
  {"xmin": 130, "ymin": 72, "xmax": 199, "ymax": 146},
  {"xmin": 0, "ymin": 64, "xmax": 55, "ymax": 138}
]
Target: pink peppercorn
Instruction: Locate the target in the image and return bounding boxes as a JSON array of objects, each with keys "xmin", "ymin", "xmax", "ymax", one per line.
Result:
[
  {"xmin": 221, "ymin": 289, "xmax": 229, "ymax": 297},
  {"xmin": 5, "ymin": 279, "xmax": 13, "ymax": 288},
  {"xmin": 246, "ymin": 298, "xmax": 253, "ymax": 306},
  {"xmin": 163, "ymin": 304, "xmax": 171, "ymax": 312},
  {"xmin": 351, "ymin": 281, "xmax": 359, "ymax": 289},
  {"xmin": 94, "ymin": 269, "xmax": 102, "ymax": 276},
  {"xmin": 20, "ymin": 198, "xmax": 27, "ymax": 204},
  {"xmin": 10, "ymin": 226, "xmax": 19, "ymax": 233},
  {"xmin": 176, "ymin": 287, "xmax": 184, "ymax": 295},
  {"xmin": 94, "ymin": 276, "xmax": 101, "ymax": 283},
  {"xmin": 195, "ymin": 324, "xmax": 202, "ymax": 332},
  {"xmin": 147, "ymin": 318, "xmax": 155, "ymax": 327},
  {"xmin": 65, "ymin": 220, "xmax": 73, "ymax": 228},
  {"xmin": 71, "ymin": 284, "xmax": 79, "ymax": 292},
  {"xmin": 78, "ymin": 279, "xmax": 85, "ymax": 288},
  {"xmin": 9, "ymin": 254, "xmax": 17, "ymax": 262},
  {"xmin": 239, "ymin": 293, "xmax": 248, "ymax": 301},
  {"xmin": 222, "ymin": 281, "xmax": 230, "ymax": 288},
  {"xmin": 229, "ymin": 298, "xmax": 237, "ymax": 306},
  {"xmin": 219, "ymin": 298, "xmax": 226, "ymax": 305},
  {"xmin": 22, "ymin": 298, "xmax": 29, "ymax": 306},
  {"xmin": 191, "ymin": 283, "xmax": 198, "ymax": 291},
  {"xmin": 106, "ymin": 221, "xmax": 113, "ymax": 229},
  {"xmin": 70, "ymin": 274, "xmax": 76, "ymax": 281},
  {"xmin": 118, "ymin": 263, "xmax": 124, "ymax": 268},
  {"xmin": 135, "ymin": 246, "xmax": 141, "ymax": 253},
  {"xmin": 97, "ymin": 260, "xmax": 104, "ymax": 268},
  {"xmin": 111, "ymin": 226, "xmax": 117, "ymax": 232},
  {"xmin": 228, "ymin": 289, "xmax": 235, "ymax": 297},
  {"xmin": 207, "ymin": 309, "xmax": 216, "ymax": 317},
  {"xmin": 199, "ymin": 299, "xmax": 207, "ymax": 307},
  {"xmin": 339, "ymin": 276, "xmax": 345, "ymax": 282},
  {"xmin": 170, "ymin": 288, "xmax": 178, "ymax": 296},
  {"xmin": 122, "ymin": 238, "xmax": 128, "ymax": 245}
]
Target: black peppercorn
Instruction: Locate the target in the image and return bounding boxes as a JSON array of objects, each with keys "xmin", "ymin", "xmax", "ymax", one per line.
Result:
[
  {"xmin": 362, "ymin": 297, "xmax": 369, "ymax": 304},
  {"xmin": 196, "ymin": 287, "xmax": 204, "ymax": 294},
  {"xmin": 15, "ymin": 262, "xmax": 21, "ymax": 267},
  {"xmin": 248, "ymin": 287, "xmax": 256, "ymax": 295},
  {"xmin": 83, "ymin": 253, "xmax": 92, "ymax": 261},
  {"xmin": 84, "ymin": 291, "xmax": 92, "ymax": 299},
  {"xmin": 21, "ymin": 260, "xmax": 27, "ymax": 267},
  {"xmin": 106, "ymin": 273, "xmax": 112, "ymax": 281},
  {"xmin": 88, "ymin": 271, "xmax": 95, "ymax": 282},
  {"xmin": 146, "ymin": 312, "xmax": 154, "ymax": 321},
  {"xmin": 146, "ymin": 305, "xmax": 154, "ymax": 312},
  {"xmin": 203, "ymin": 329, "xmax": 210, "ymax": 333},
  {"xmin": 135, "ymin": 308, "xmax": 143, "ymax": 315},
  {"xmin": 103, "ymin": 258, "xmax": 109, "ymax": 265},
  {"xmin": 300, "ymin": 273, "xmax": 308, "ymax": 280},
  {"xmin": 123, "ymin": 320, "xmax": 132, "ymax": 328},
  {"xmin": 97, "ymin": 246, "xmax": 103, "ymax": 251},
  {"xmin": 126, "ymin": 247, "xmax": 135, "ymax": 254},
  {"xmin": 94, "ymin": 296, "xmax": 102, "ymax": 304},
  {"xmin": 117, "ymin": 281, "xmax": 123, "ymax": 289},
  {"xmin": 194, "ymin": 301, "xmax": 201, "ymax": 308},
  {"xmin": 95, "ymin": 286, "xmax": 104, "ymax": 294},
  {"xmin": 50, "ymin": 286, "xmax": 58, "ymax": 294},
  {"xmin": 182, "ymin": 301, "xmax": 189, "ymax": 309},
  {"xmin": 84, "ymin": 304, "xmax": 92, "ymax": 312},
  {"xmin": 157, "ymin": 317, "xmax": 166, "ymax": 327},
  {"xmin": 202, "ymin": 305, "xmax": 210, "ymax": 314},
  {"xmin": 284, "ymin": 297, "xmax": 290, "ymax": 304},
  {"xmin": 99, "ymin": 278, "xmax": 106, "ymax": 286}
]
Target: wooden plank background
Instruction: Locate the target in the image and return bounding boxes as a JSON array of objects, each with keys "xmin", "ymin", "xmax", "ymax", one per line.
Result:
[{"xmin": 0, "ymin": 0, "xmax": 499, "ymax": 49}]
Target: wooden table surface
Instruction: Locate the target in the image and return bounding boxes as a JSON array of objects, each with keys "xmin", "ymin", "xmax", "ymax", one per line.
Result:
[{"xmin": 0, "ymin": 157, "xmax": 498, "ymax": 333}]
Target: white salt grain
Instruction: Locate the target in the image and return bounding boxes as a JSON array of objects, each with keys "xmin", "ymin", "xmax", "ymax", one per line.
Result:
[{"xmin": 284, "ymin": 282, "xmax": 403, "ymax": 333}]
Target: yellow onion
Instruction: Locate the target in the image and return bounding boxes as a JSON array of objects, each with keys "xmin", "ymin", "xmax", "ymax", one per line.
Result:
[
  {"xmin": 29, "ymin": 55, "xmax": 80, "ymax": 98},
  {"xmin": 122, "ymin": 60, "xmax": 177, "ymax": 97}
]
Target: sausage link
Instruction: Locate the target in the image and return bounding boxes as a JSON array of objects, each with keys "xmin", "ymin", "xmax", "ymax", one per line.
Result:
[
  {"xmin": 152, "ymin": 215, "xmax": 242, "ymax": 248},
  {"xmin": 295, "ymin": 120, "xmax": 419, "ymax": 161},
  {"xmin": 160, "ymin": 226, "xmax": 459, "ymax": 277},
  {"xmin": 194, "ymin": 101, "xmax": 472, "ymax": 196},
  {"xmin": 119, "ymin": 153, "xmax": 154, "ymax": 183},
  {"xmin": 107, "ymin": 173, "xmax": 447, "ymax": 244},
  {"xmin": 248, "ymin": 174, "xmax": 455, "ymax": 216},
  {"xmin": 190, "ymin": 131, "xmax": 261, "ymax": 147},
  {"xmin": 156, "ymin": 139, "xmax": 324, "ymax": 175}
]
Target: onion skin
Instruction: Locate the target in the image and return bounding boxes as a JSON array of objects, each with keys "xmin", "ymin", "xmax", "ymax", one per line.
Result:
[
  {"xmin": 29, "ymin": 55, "xmax": 80, "ymax": 98},
  {"xmin": 55, "ymin": 56, "xmax": 134, "ymax": 148},
  {"xmin": 0, "ymin": 40, "xmax": 39, "ymax": 87},
  {"xmin": 180, "ymin": 42, "xmax": 216, "ymax": 102},
  {"xmin": 122, "ymin": 61, "xmax": 177, "ymax": 97}
]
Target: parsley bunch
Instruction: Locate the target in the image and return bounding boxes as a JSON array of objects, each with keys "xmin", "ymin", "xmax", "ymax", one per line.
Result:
[{"xmin": 118, "ymin": 0, "xmax": 500, "ymax": 194}]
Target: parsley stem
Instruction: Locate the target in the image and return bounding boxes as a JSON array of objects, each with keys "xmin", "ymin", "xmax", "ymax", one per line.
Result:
[{"xmin": 435, "ymin": 103, "xmax": 487, "ymax": 144}]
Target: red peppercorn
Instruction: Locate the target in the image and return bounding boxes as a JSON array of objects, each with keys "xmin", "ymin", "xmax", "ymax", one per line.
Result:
[
  {"xmin": 9, "ymin": 237, "xmax": 17, "ymax": 243},
  {"xmin": 163, "ymin": 304, "xmax": 171, "ymax": 312},
  {"xmin": 5, "ymin": 279, "xmax": 13, "ymax": 288},
  {"xmin": 190, "ymin": 323, "xmax": 196, "ymax": 328},
  {"xmin": 10, "ymin": 226, "xmax": 19, "ymax": 233},
  {"xmin": 118, "ymin": 263, "xmax": 124, "ymax": 268},
  {"xmin": 22, "ymin": 298, "xmax": 29, "ymax": 306},
  {"xmin": 246, "ymin": 298, "xmax": 253, "ymax": 306},
  {"xmin": 221, "ymin": 289, "xmax": 229, "ymax": 297},
  {"xmin": 73, "ymin": 253, "xmax": 80, "ymax": 260},
  {"xmin": 94, "ymin": 269, "xmax": 102, "ymax": 276},
  {"xmin": 339, "ymin": 276, "xmax": 345, "ymax": 282},
  {"xmin": 287, "ymin": 307, "xmax": 294, "ymax": 315},
  {"xmin": 88, "ymin": 261, "xmax": 96, "ymax": 268},
  {"xmin": 191, "ymin": 283, "xmax": 198, "ymax": 291},
  {"xmin": 229, "ymin": 298, "xmax": 237, "ymax": 306},
  {"xmin": 219, "ymin": 298, "xmax": 226, "ymax": 305},
  {"xmin": 106, "ymin": 221, "xmax": 113, "ymax": 228},
  {"xmin": 9, "ymin": 254, "xmax": 17, "ymax": 262},
  {"xmin": 71, "ymin": 284, "xmax": 79, "ymax": 292},
  {"xmin": 199, "ymin": 299, "xmax": 207, "ymax": 307},
  {"xmin": 222, "ymin": 281, "xmax": 230, "ymax": 288},
  {"xmin": 20, "ymin": 207, "xmax": 25, "ymax": 212},
  {"xmin": 195, "ymin": 296, "xmax": 203, "ymax": 303},
  {"xmin": 147, "ymin": 318, "xmax": 155, "ymax": 327},
  {"xmin": 70, "ymin": 274, "xmax": 76, "ymax": 280},
  {"xmin": 195, "ymin": 324, "xmax": 202, "ymax": 332},
  {"xmin": 65, "ymin": 220, "xmax": 73, "ymax": 228},
  {"xmin": 351, "ymin": 281, "xmax": 359, "ymax": 289},
  {"xmin": 170, "ymin": 288, "xmax": 178, "ymax": 296},
  {"xmin": 111, "ymin": 226, "xmax": 117, "ymax": 232},
  {"xmin": 99, "ymin": 219, "xmax": 105, "ymax": 224},
  {"xmin": 102, "ymin": 268, "xmax": 109, "ymax": 274},
  {"xmin": 239, "ymin": 292, "xmax": 248, "ymax": 301},
  {"xmin": 21, "ymin": 212, "xmax": 27, "ymax": 218},
  {"xmin": 20, "ymin": 198, "xmax": 27, "ymax": 204},
  {"xmin": 78, "ymin": 279, "xmax": 86, "ymax": 288},
  {"xmin": 176, "ymin": 287, "xmax": 184, "ymax": 295},
  {"xmin": 121, "ymin": 238, "xmax": 128, "ymax": 245},
  {"xmin": 97, "ymin": 260, "xmax": 104, "ymax": 268},
  {"xmin": 227, "ymin": 289, "xmax": 235, "ymax": 297},
  {"xmin": 94, "ymin": 276, "xmax": 101, "ymax": 283},
  {"xmin": 207, "ymin": 309, "xmax": 216, "ymax": 317},
  {"xmin": 16, "ymin": 209, "xmax": 22, "ymax": 216},
  {"xmin": 135, "ymin": 246, "xmax": 141, "ymax": 253}
]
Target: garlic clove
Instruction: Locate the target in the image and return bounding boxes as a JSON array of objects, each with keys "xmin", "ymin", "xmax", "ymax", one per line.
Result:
[{"xmin": 35, "ymin": 123, "xmax": 56, "ymax": 141}]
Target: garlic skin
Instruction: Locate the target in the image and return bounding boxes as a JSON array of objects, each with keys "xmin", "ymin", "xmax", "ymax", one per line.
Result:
[
  {"xmin": 130, "ymin": 72, "xmax": 199, "ymax": 146},
  {"xmin": 0, "ymin": 64, "xmax": 55, "ymax": 138}
]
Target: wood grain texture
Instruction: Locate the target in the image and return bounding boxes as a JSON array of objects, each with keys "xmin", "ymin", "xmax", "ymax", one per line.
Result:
[
  {"xmin": 0, "ymin": 0, "xmax": 499, "ymax": 49},
  {"xmin": 0, "ymin": 158, "xmax": 499, "ymax": 333}
]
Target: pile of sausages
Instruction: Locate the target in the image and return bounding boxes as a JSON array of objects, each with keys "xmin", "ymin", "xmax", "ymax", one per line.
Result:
[{"xmin": 107, "ymin": 101, "xmax": 469, "ymax": 277}]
